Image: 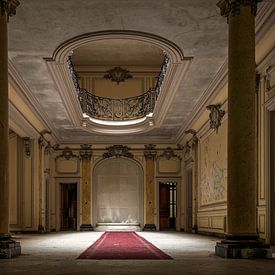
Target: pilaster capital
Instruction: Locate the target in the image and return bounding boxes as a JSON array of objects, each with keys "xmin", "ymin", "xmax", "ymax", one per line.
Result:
[
  {"xmin": 0, "ymin": 0, "xmax": 20, "ymax": 21},
  {"xmin": 38, "ymin": 137, "xmax": 48, "ymax": 149},
  {"xmin": 144, "ymin": 144, "xmax": 157, "ymax": 160},
  {"xmin": 80, "ymin": 144, "xmax": 93, "ymax": 161},
  {"xmin": 216, "ymin": 0, "xmax": 262, "ymax": 18}
]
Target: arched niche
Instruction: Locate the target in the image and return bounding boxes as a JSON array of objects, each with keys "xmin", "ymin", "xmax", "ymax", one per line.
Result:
[{"xmin": 93, "ymin": 157, "xmax": 144, "ymax": 227}]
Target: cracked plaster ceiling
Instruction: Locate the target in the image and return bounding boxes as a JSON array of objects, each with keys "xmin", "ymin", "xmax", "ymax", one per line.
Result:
[{"xmin": 8, "ymin": 0, "xmax": 231, "ymax": 144}]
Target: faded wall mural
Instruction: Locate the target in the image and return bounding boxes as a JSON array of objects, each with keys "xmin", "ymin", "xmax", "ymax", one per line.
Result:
[{"xmin": 199, "ymin": 120, "xmax": 227, "ymax": 206}]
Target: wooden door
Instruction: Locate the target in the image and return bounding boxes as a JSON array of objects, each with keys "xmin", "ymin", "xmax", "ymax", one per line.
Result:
[
  {"xmin": 159, "ymin": 183, "xmax": 170, "ymax": 230},
  {"xmin": 60, "ymin": 183, "xmax": 77, "ymax": 231}
]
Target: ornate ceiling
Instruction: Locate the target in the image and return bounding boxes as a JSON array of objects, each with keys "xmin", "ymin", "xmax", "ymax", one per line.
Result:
[{"xmin": 7, "ymin": 0, "xmax": 272, "ymax": 144}]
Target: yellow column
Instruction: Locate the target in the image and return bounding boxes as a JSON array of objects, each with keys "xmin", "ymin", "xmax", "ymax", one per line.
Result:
[
  {"xmin": 38, "ymin": 137, "xmax": 46, "ymax": 232},
  {"xmin": 80, "ymin": 145, "xmax": 93, "ymax": 231},
  {"xmin": 191, "ymin": 136, "xmax": 199, "ymax": 233},
  {"xmin": 0, "ymin": 0, "xmax": 20, "ymax": 258},
  {"xmin": 143, "ymin": 144, "xmax": 157, "ymax": 231},
  {"xmin": 215, "ymin": 0, "xmax": 271, "ymax": 258}
]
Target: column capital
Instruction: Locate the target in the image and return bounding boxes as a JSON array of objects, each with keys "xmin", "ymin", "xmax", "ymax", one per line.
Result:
[
  {"xmin": 0, "ymin": 0, "xmax": 20, "ymax": 21},
  {"xmin": 80, "ymin": 144, "xmax": 93, "ymax": 161},
  {"xmin": 216, "ymin": 0, "xmax": 262, "ymax": 18},
  {"xmin": 144, "ymin": 144, "xmax": 157, "ymax": 160}
]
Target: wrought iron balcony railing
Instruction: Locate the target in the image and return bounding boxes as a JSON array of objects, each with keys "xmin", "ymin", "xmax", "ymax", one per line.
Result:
[{"xmin": 67, "ymin": 55, "xmax": 169, "ymax": 121}]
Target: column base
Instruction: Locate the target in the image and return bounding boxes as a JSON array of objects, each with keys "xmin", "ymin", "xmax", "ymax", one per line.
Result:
[
  {"xmin": 192, "ymin": 225, "xmax": 198, "ymax": 234},
  {"xmin": 143, "ymin": 224, "xmax": 156, "ymax": 231},
  {"xmin": 215, "ymin": 235, "xmax": 272, "ymax": 259},
  {"xmin": 0, "ymin": 234, "xmax": 21, "ymax": 259},
  {"xmin": 38, "ymin": 225, "xmax": 45, "ymax": 233},
  {"xmin": 80, "ymin": 224, "xmax": 94, "ymax": 231}
]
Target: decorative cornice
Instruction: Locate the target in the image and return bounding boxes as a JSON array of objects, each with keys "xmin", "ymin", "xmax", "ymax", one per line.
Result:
[
  {"xmin": 79, "ymin": 144, "xmax": 93, "ymax": 160},
  {"xmin": 8, "ymin": 59, "xmax": 59, "ymax": 143},
  {"xmin": 0, "ymin": 0, "xmax": 20, "ymax": 21},
  {"xmin": 103, "ymin": 145, "xmax": 133, "ymax": 159},
  {"xmin": 56, "ymin": 147, "xmax": 78, "ymax": 160},
  {"xmin": 206, "ymin": 104, "xmax": 225, "ymax": 133},
  {"xmin": 216, "ymin": 0, "xmax": 262, "ymax": 19},
  {"xmin": 144, "ymin": 144, "xmax": 157, "ymax": 160},
  {"xmin": 159, "ymin": 147, "xmax": 180, "ymax": 160}
]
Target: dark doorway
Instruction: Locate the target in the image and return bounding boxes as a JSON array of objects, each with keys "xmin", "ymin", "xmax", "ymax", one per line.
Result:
[
  {"xmin": 60, "ymin": 183, "xmax": 77, "ymax": 231},
  {"xmin": 159, "ymin": 182, "xmax": 177, "ymax": 230}
]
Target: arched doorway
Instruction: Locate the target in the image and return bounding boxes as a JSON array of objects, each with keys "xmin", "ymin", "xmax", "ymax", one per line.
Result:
[{"xmin": 93, "ymin": 158, "xmax": 143, "ymax": 228}]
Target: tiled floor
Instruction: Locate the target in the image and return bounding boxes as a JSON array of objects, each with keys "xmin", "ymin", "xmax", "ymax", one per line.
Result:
[{"xmin": 0, "ymin": 231, "xmax": 275, "ymax": 274}]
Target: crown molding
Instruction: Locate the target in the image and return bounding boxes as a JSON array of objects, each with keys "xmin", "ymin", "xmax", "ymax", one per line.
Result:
[
  {"xmin": 9, "ymin": 101, "xmax": 40, "ymax": 138},
  {"xmin": 265, "ymin": 96, "xmax": 275, "ymax": 111},
  {"xmin": 8, "ymin": 59, "xmax": 59, "ymax": 143},
  {"xmin": 175, "ymin": 59, "xmax": 228, "ymax": 143}
]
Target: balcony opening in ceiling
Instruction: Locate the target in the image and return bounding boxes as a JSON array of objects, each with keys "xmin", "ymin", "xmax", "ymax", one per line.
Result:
[
  {"xmin": 68, "ymin": 39, "xmax": 168, "ymax": 123},
  {"xmin": 46, "ymin": 30, "xmax": 190, "ymax": 134}
]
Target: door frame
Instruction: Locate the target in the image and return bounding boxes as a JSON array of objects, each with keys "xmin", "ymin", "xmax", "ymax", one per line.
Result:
[
  {"xmin": 156, "ymin": 177, "xmax": 181, "ymax": 231},
  {"xmin": 56, "ymin": 178, "xmax": 80, "ymax": 231},
  {"xmin": 185, "ymin": 162, "xmax": 193, "ymax": 233}
]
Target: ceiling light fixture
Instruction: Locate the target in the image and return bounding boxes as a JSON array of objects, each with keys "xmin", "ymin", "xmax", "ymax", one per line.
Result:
[{"xmin": 104, "ymin": 66, "xmax": 133, "ymax": 85}]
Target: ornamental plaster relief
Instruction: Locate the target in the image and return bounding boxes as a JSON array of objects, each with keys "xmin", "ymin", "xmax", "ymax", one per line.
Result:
[{"xmin": 199, "ymin": 120, "xmax": 227, "ymax": 206}]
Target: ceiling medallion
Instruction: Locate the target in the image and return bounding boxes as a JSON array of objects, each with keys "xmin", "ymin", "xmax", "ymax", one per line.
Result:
[{"xmin": 104, "ymin": 66, "xmax": 133, "ymax": 85}]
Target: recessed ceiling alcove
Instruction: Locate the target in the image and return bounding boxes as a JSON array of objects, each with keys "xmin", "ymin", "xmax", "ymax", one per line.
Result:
[{"xmin": 46, "ymin": 30, "xmax": 191, "ymax": 135}]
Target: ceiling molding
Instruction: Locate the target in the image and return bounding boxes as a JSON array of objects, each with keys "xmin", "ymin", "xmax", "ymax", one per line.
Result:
[
  {"xmin": 9, "ymin": 102, "xmax": 40, "ymax": 139},
  {"xmin": 47, "ymin": 30, "xmax": 185, "ymax": 64},
  {"xmin": 45, "ymin": 30, "xmax": 192, "ymax": 136},
  {"xmin": 265, "ymin": 96, "xmax": 275, "ymax": 111},
  {"xmin": 255, "ymin": 1, "xmax": 275, "ymax": 44},
  {"xmin": 176, "ymin": 59, "xmax": 228, "ymax": 143},
  {"xmin": 45, "ymin": 61, "xmax": 83, "ymax": 127},
  {"xmin": 8, "ymin": 59, "xmax": 59, "ymax": 143}
]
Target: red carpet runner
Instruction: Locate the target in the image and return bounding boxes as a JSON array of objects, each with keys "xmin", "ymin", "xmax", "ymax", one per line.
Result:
[{"xmin": 78, "ymin": 232, "xmax": 172, "ymax": 260}]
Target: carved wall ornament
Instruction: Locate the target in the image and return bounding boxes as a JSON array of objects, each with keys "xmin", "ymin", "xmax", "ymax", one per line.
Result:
[
  {"xmin": 206, "ymin": 104, "xmax": 225, "ymax": 133},
  {"xmin": 159, "ymin": 147, "xmax": 180, "ymax": 160},
  {"xmin": 56, "ymin": 147, "xmax": 78, "ymax": 160},
  {"xmin": 216, "ymin": 0, "xmax": 262, "ymax": 19},
  {"xmin": 0, "ymin": 0, "xmax": 20, "ymax": 21},
  {"xmin": 184, "ymin": 141, "xmax": 192, "ymax": 155},
  {"xmin": 38, "ymin": 137, "xmax": 48, "ymax": 148},
  {"xmin": 79, "ymin": 144, "xmax": 93, "ymax": 160},
  {"xmin": 104, "ymin": 66, "xmax": 133, "ymax": 85},
  {"xmin": 185, "ymin": 129, "xmax": 198, "ymax": 147},
  {"xmin": 103, "ymin": 145, "xmax": 133, "ymax": 159},
  {"xmin": 144, "ymin": 144, "xmax": 157, "ymax": 160},
  {"xmin": 23, "ymin": 137, "xmax": 31, "ymax": 157}
]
